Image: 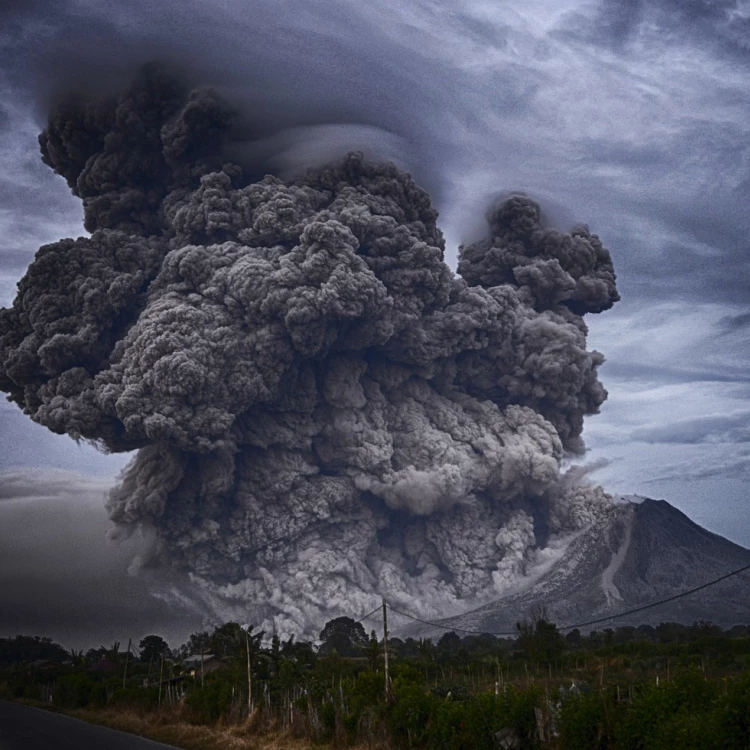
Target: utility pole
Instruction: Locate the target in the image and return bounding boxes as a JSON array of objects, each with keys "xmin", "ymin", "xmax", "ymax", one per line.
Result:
[
  {"xmin": 245, "ymin": 626, "xmax": 253, "ymax": 716},
  {"xmin": 122, "ymin": 638, "xmax": 131, "ymax": 690},
  {"xmin": 158, "ymin": 654, "xmax": 165, "ymax": 706},
  {"xmin": 382, "ymin": 598, "xmax": 390, "ymax": 701}
]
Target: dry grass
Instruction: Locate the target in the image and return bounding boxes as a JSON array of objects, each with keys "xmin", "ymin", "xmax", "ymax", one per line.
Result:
[
  {"xmin": 68, "ymin": 707, "xmax": 322, "ymax": 750},
  {"xmin": 13, "ymin": 699, "xmax": 383, "ymax": 749}
]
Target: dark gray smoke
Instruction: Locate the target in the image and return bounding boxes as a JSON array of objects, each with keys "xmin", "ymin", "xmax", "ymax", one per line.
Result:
[{"xmin": 0, "ymin": 67, "xmax": 619, "ymax": 634}]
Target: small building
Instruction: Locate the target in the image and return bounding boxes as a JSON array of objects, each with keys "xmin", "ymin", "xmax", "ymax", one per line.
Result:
[
  {"xmin": 89, "ymin": 658, "xmax": 118, "ymax": 672},
  {"xmin": 29, "ymin": 659, "xmax": 61, "ymax": 671},
  {"xmin": 182, "ymin": 654, "xmax": 226, "ymax": 677}
]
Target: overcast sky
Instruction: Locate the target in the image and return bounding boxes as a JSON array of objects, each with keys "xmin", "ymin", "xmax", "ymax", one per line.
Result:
[{"xmin": 1, "ymin": 0, "xmax": 749, "ymax": 648}]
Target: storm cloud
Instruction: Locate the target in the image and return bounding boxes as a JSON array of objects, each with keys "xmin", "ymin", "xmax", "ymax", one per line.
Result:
[{"xmin": 0, "ymin": 66, "xmax": 619, "ymax": 635}]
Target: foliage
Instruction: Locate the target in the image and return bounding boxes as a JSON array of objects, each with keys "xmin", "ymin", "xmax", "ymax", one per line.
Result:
[
  {"xmin": 54, "ymin": 673, "xmax": 107, "ymax": 708},
  {"xmin": 186, "ymin": 630, "xmax": 212, "ymax": 657},
  {"xmin": 4, "ymin": 616, "xmax": 750, "ymax": 748},
  {"xmin": 560, "ymin": 690, "xmax": 610, "ymax": 749},
  {"xmin": 139, "ymin": 635, "xmax": 171, "ymax": 663},
  {"xmin": 318, "ymin": 616, "xmax": 368, "ymax": 657},
  {"xmin": 516, "ymin": 618, "xmax": 565, "ymax": 663},
  {"xmin": 184, "ymin": 679, "xmax": 236, "ymax": 724},
  {"xmin": 0, "ymin": 635, "xmax": 68, "ymax": 665}
]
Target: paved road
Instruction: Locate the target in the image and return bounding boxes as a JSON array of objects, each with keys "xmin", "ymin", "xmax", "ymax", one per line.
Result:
[{"xmin": 0, "ymin": 700, "xmax": 181, "ymax": 750}]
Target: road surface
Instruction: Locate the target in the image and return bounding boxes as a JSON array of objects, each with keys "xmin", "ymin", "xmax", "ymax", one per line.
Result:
[{"xmin": 0, "ymin": 700, "xmax": 181, "ymax": 750}]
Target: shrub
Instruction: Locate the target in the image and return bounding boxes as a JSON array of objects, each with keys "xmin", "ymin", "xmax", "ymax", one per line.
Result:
[
  {"xmin": 614, "ymin": 669, "xmax": 718, "ymax": 750},
  {"xmin": 559, "ymin": 691, "xmax": 610, "ymax": 750},
  {"xmin": 390, "ymin": 682, "xmax": 435, "ymax": 746},
  {"xmin": 718, "ymin": 674, "xmax": 750, "ymax": 749},
  {"xmin": 184, "ymin": 678, "xmax": 235, "ymax": 724},
  {"xmin": 54, "ymin": 673, "xmax": 106, "ymax": 709}
]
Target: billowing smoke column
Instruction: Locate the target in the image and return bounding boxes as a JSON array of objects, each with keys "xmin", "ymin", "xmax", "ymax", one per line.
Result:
[{"xmin": 0, "ymin": 67, "xmax": 619, "ymax": 633}]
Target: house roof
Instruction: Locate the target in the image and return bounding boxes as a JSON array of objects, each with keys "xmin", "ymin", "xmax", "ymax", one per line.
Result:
[
  {"xmin": 183, "ymin": 654, "xmax": 218, "ymax": 666},
  {"xmin": 89, "ymin": 658, "xmax": 118, "ymax": 671}
]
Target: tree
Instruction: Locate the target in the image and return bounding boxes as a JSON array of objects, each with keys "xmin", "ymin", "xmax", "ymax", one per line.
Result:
[
  {"xmin": 364, "ymin": 629, "xmax": 381, "ymax": 671},
  {"xmin": 437, "ymin": 632, "xmax": 461, "ymax": 652},
  {"xmin": 139, "ymin": 635, "xmax": 171, "ymax": 664},
  {"xmin": 516, "ymin": 617, "xmax": 564, "ymax": 662},
  {"xmin": 186, "ymin": 630, "xmax": 212, "ymax": 656},
  {"xmin": 210, "ymin": 622, "xmax": 248, "ymax": 659},
  {"xmin": 416, "ymin": 638, "xmax": 436, "ymax": 662},
  {"xmin": 689, "ymin": 621, "xmax": 722, "ymax": 639},
  {"xmin": 0, "ymin": 635, "xmax": 68, "ymax": 666},
  {"xmin": 319, "ymin": 616, "xmax": 368, "ymax": 656},
  {"xmin": 656, "ymin": 622, "xmax": 687, "ymax": 643},
  {"xmin": 614, "ymin": 626, "xmax": 637, "ymax": 644},
  {"xmin": 270, "ymin": 633, "xmax": 281, "ymax": 678},
  {"xmin": 105, "ymin": 641, "xmax": 122, "ymax": 664},
  {"xmin": 68, "ymin": 649, "xmax": 88, "ymax": 669}
]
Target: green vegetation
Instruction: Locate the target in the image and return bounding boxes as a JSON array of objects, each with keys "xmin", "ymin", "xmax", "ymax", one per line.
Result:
[{"xmin": 2, "ymin": 618, "xmax": 750, "ymax": 749}]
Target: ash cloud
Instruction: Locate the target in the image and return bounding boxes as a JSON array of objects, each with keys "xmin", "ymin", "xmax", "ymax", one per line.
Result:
[{"xmin": 0, "ymin": 67, "xmax": 619, "ymax": 635}]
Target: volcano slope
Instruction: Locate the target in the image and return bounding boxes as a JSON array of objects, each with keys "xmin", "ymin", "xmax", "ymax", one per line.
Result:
[{"xmin": 397, "ymin": 497, "xmax": 750, "ymax": 637}]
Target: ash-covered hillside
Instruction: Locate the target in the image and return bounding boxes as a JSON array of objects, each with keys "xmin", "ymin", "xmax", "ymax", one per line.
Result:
[{"xmin": 397, "ymin": 498, "xmax": 750, "ymax": 637}]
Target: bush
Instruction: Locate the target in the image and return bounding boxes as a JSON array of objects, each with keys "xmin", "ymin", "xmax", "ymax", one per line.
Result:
[
  {"xmin": 718, "ymin": 674, "xmax": 750, "ymax": 749},
  {"xmin": 184, "ymin": 678, "xmax": 236, "ymax": 724},
  {"xmin": 423, "ymin": 686, "xmax": 541, "ymax": 750},
  {"xmin": 318, "ymin": 699, "xmax": 336, "ymax": 740},
  {"xmin": 647, "ymin": 707, "xmax": 724, "ymax": 750},
  {"xmin": 560, "ymin": 691, "xmax": 610, "ymax": 750},
  {"xmin": 614, "ymin": 670, "xmax": 718, "ymax": 750},
  {"xmin": 54, "ymin": 673, "xmax": 106, "ymax": 709},
  {"xmin": 390, "ymin": 682, "xmax": 435, "ymax": 746}
]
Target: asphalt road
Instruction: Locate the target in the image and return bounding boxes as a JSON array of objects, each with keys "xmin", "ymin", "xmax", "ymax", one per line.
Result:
[{"xmin": 0, "ymin": 700, "xmax": 181, "ymax": 750}]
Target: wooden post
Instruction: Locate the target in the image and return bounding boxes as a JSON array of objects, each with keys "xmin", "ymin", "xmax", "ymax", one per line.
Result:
[{"xmin": 382, "ymin": 598, "xmax": 390, "ymax": 701}]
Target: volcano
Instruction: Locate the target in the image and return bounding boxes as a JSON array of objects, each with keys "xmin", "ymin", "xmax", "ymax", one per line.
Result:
[{"xmin": 396, "ymin": 497, "xmax": 750, "ymax": 637}]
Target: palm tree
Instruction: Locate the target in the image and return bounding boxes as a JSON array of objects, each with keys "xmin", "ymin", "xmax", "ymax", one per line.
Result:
[
  {"xmin": 68, "ymin": 648, "xmax": 87, "ymax": 670},
  {"xmin": 105, "ymin": 640, "xmax": 121, "ymax": 664}
]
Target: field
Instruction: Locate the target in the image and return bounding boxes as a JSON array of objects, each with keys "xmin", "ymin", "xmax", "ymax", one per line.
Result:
[{"xmin": 3, "ymin": 619, "xmax": 750, "ymax": 749}]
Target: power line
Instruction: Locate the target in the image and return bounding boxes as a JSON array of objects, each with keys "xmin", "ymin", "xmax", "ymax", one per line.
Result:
[
  {"xmin": 388, "ymin": 603, "xmax": 517, "ymax": 637},
  {"xmin": 556, "ymin": 561, "xmax": 750, "ymax": 631},
  {"xmin": 387, "ymin": 562, "xmax": 750, "ymax": 637},
  {"xmin": 355, "ymin": 605, "xmax": 382, "ymax": 626}
]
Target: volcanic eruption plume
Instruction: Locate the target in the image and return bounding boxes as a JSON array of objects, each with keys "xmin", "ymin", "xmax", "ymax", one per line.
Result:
[{"xmin": 0, "ymin": 66, "xmax": 619, "ymax": 634}]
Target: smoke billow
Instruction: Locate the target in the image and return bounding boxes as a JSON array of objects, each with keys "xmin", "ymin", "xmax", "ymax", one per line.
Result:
[{"xmin": 0, "ymin": 66, "xmax": 619, "ymax": 634}]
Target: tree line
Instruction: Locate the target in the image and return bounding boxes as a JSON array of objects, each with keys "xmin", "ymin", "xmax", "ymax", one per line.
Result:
[{"xmin": 2, "ymin": 614, "xmax": 750, "ymax": 749}]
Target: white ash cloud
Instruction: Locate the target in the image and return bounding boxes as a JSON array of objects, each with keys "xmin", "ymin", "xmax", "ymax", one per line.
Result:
[{"xmin": 0, "ymin": 67, "xmax": 619, "ymax": 636}]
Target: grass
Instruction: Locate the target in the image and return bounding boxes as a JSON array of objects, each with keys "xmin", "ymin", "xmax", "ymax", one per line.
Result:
[
  {"xmin": 16, "ymin": 701, "xmax": 331, "ymax": 750},
  {"xmin": 72, "ymin": 709, "xmax": 313, "ymax": 749}
]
